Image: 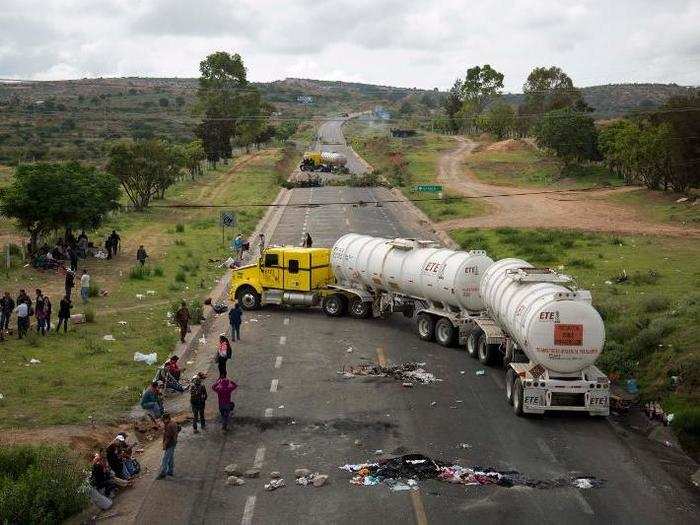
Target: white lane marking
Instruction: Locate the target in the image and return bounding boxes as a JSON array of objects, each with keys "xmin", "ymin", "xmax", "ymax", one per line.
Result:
[
  {"xmin": 241, "ymin": 495, "xmax": 256, "ymax": 525},
  {"xmin": 264, "ymin": 408, "xmax": 273, "ymax": 417},
  {"xmin": 275, "ymin": 355, "xmax": 283, "ymax": 369},
  {"xmin": 345, "ymin": 217, "xmax": 350, "ymax": 227},
  {"xmin": 270, "ymin": 379, "xmax": 279, "ymax": 392},
  {"xmin": 279, "ymin": 335, "xmax": 287, "ymax": 345},
  {"xmin": 253, "ymin": 446, "xmax": 266, "ymax": 468},
  {"xmin": 283, "ymin": 317, "xmax": 290, "ymax": 325}
]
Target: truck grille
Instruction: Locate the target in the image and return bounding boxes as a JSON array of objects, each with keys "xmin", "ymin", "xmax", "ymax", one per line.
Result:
[{"xmin": 551, "ymin": 393, "xmax": 585, "ymax": 407}]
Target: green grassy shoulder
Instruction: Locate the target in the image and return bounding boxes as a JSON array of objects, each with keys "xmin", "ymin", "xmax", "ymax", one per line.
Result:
[
  {"xmin": 0, "ymin": 165, "xmax": 11, "ymax": 188},
  {"xmin": 0, "ymin": 150, "xmax": 281, "ymax": 428},
  {"xmin": 465, "ymin": 141, "xmax": 623, "ymax": 189},
  {"xmin": 348, "ymin": 127, "xmax": 488, "ymax": 222},
  {"xmin": 452, "ymin": 227, "xmax": 700, "ymax": 440},
  {"xmin": 608, "ymin": 188, "xmax": 700, "ymax": 226}
]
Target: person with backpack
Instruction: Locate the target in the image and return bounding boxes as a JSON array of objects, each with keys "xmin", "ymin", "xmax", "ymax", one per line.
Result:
[
  {"xmin": 211, "ymin": 375, "xmax": 237, "ymax": 432},
  {"xmin": 215, "ymin": 335, "xmax": 232, "ymax": 378},
  {"xmin": 190, "ymin": 375, "xmax": 208, "ymax": 433}
]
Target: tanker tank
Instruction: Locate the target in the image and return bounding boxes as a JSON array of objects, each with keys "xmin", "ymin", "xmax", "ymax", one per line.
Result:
[{"xmin": 479, "ymin": 258, "xmax": 605, "ymax": 374}]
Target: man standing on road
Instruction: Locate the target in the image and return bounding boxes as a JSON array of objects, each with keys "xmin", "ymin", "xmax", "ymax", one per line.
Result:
[
  {"xmin": 0, "ymin": 292, "xmax": 14, "ymax": 334},
  {"xmin": 80, "ymin": 269, "xmax": 91, "ymax": 304},
  {"xmin": 228, "ymin": 301, "xmax": 242, "ymax": 342},
  {"xmin": 190, "ymin": 375, "xmax": 207, "ymax": 433},
  {"xmin": 211, "ymin": 376, "xmax": 237, "ymax": 432},
  {"xmin": 156, "ymin": 412, "xmax": 180, "ymax": 479},
  {"xmin": 175, "ymin": 301, "xmax": 190, "ymax": 344},
  {"xmin": 302, "ymin": 232, "xmax": 313, "ymax": 248}
]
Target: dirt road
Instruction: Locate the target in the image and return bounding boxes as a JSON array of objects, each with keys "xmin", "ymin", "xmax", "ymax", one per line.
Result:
[{"xmin": 435, "ymin": 138, "xmax": 700, "ymax": 238}]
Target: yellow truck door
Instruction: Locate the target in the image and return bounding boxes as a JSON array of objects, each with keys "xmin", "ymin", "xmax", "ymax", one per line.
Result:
[
  {"xmin": 282, "ymin": 250, "xmax": 311, "ymax": 291},
  {"xmin": 260, "ymin": 250, "xmax": 283, "ymax": 289}
]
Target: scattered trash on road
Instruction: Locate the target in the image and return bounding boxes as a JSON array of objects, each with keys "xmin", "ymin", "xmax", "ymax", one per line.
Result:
[
  {"xmin": 226, "ymin": 476, "xmax": 245, "ymax": 486},
  {"xmin": 475, "ymin": 370, "xmax": 485, "ymax": 376},
  {"xmin": 103, "ymin": 335, "xmax": 116, "ymax": 341},
  {"xmin": 374, "ymin": 450, "xmax": 384, "ymax": 455},
  {"xmin": 29, "ymin": 358, "xmax": 41, "ymax": 365},
  {"xmin": 133, "ymin": 352, "xmax": 157, "ymax": 365},
  {"xmin": 224, "ymin": 464, "xmax": 241, "ymax": 476},
  {"xmin": 198, "ymin": 336, "xmax": 207, "ymax": 345},
  {"xmin": 117, "ymin": 321, "xmax": 127, "ymax": 325},
  {"xmin": 265, "ymin": 478, "xmax": 286, "ymax": 491},
  {"xmin": 135, "ymin": 294, "xmax": 145, "ymax": 300},
  {"xmin": 430, "ymin": 401, "xmax": 437, "ymax": 407},
  {"xmin": 458, "ymin": 443, "xmax": 471, "ymax": 449},
  {"xmin": 342, "ymin": 362, "xmax": 441, "ymax": 384},
  {"xmin": 146, "ymin": 290, "xmax": 156, "ymax": 295},
  {"xmin": 460, "ymin": 371, "xmax": 466, "ymax": 375},
  {"xmin": 296, "ymin": 472, "xmax": 329, "ymax": 487},
  {"xmin": 347, "ymin": 347, "xmax": 353, "ymax": 353}
]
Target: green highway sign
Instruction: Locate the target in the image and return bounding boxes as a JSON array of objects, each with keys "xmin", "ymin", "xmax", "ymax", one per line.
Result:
[{"xmin": 415, "ymin": 184, "xmax": 443, "ymax": 193}]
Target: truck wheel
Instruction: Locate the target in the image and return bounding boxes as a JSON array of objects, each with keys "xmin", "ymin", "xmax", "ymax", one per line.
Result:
[
  {"xmin": 415, "ymin": 313, "xmax": 435, "ymax": 341},
  {"xmin": 349, "ymin": 298, "xmax": 371, "ymax": 319},
  {"xmin": 236, "ymin": 286, "xmax": 260, "ymax": 310},
  {"xmin": 513, "ymin": 377, "xmax": 525, "ymax": 416},
  {"xmin": 435, "ymin": 318, "xmax": 455, "ymax": 347},
  {"xmin": 467, "ymin": 329, "xmax": 482, "ymax": 358},
  {"xmin": 505, "ymin": 369, "xmax": 517, "ymax": 405},
  {"xmin": 477, "ymin": 334, "xmax": 498, "ymax": 366},
  {"xmin": 323, "ymin": 294, "xmax": 346, "ymax": 317}
]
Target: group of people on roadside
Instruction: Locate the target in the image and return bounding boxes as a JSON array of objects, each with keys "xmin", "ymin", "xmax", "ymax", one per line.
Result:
[
  {"xmin": 89, "ymin": 431, "xmax": 141, "ymax": 510},
  {"xmin": 0, "ymin": 288, "xmax": 74, "ymax": 340}
]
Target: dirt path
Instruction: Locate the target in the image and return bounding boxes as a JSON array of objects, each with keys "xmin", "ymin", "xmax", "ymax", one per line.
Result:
[{"xmin": 435, "ymin": 137, "xmax": 700, "ymax": 238}]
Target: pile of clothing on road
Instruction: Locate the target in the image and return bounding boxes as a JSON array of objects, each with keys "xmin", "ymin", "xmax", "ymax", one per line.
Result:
[
  {"xmin": 341, "ymin": 362, "xmax": 441, "ymax": 384},
  {"xmin": 340, "ymin": 453, "xmax": 603, "ymax": 491}
]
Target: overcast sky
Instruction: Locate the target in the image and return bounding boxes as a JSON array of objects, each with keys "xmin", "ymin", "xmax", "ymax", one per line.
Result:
[{"xmin": 1, "ymin": 0, "xmax": 698, "ymax": 91}]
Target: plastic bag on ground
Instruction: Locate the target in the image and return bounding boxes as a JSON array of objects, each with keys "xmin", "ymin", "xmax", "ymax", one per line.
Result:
[{"xmin": 133, "ymin": 352, "xmax": 158, "ymax": 365}]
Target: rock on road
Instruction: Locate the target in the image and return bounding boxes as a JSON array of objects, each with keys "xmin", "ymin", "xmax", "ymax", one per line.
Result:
[{"xmin": 125, "ymin": 118, "xmax": 698, "ymax": 525}]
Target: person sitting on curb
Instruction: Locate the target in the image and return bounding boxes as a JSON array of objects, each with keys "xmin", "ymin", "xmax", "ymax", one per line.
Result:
[
  {"xmin": 140, "ymin": 382, "xmax": 164, "ymax": 422},
  {"xmin": 89, "ymin": 448, "xmax": 130, "ymax": 510},
  {"xmin": 163, "ymin": 355, "xmax": 187, "ymax": 392}
]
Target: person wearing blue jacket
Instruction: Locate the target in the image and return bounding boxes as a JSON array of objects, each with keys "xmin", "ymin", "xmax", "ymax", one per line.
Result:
[{"xmin": 228, "ymin": 301, "xmax": 243, "ymax": 342}]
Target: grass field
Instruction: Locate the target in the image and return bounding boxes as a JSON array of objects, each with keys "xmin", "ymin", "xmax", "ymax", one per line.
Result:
[
  {"xmin": 347, "ymin": 125, "xmax": 488, "ymax": 222},
  {"xmin": 465, "ymin": 142, "xmax": 624, "ymax": 189},
  {"xmin": 451, "ymin": 227, "xmax": 700, "ymax": 440},
  {"xmin": 0, "ymin": 150, "xmax": 281, "ymax": 428},
  {"xmin": 608, "ymin": 188, "xmax": 700, "ymax": 226}
]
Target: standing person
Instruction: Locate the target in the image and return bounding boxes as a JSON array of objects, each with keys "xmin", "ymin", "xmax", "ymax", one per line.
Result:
[
  {"xmin": 16, "ymin": 289, "xmax": 31, "ymax": 311},
  {"xmin": 215, "ymin": 335, "xmax": 232, "ymax": 378},
  {"xmin": 34, "ymin": 289, "xmax": 46, "ymax": 335},
  {"xmin": 156, "ymin": 413, "xmax": 180, "ymax": 479},
  {"xmin": 211, "ymin": 376, "xmax": 237, "ymax": 432},
  {"xmin": 303, "ymin": 232, "xmax": 313, "ymax": 248},
  {"xmin": 64, "ymin": 269, "xmax": 75, "ymax": 299},
  {"xmin": 43, "ymin": 295, "xmax": 52, "ymax": 334},
  {"xmin": 228, "ymin": 301, "xmax": 242, "ymax": 342},
  {"xmin": 0, "ymin": 292, "xmax": 14, "ymax": 334},
  {"xmin": 80, "ymin": 269, "xmax": 90, "ymax": 304},
  {"xmin": 175, "ymin": 301, "xmax": 190, "ymax": 344},
  {"xmin": 105, "ymin": 235, "xmax": 114, "ymax": 260},
  {"xmin": 14, "ymin": 300, "xmax": 29, "ymax": 339},
  {"xmin": 109, "ymin": 230, "xmax": 121, "ymax": 257},
  {"xmin": 136, "ymin": 245, "xmax": 148, "ymax": 266},
  {"xmin": 257, "ymin": 232, "xmax": 265, "ymax": 256},
  {"xmin": 231, "ymin": 234, "xmax": 243, "ymax": 261},
  {"xmin": 56, "ymin": 295, "xmax": 72, "ymax": 333},
  {"xmin": 67, "ymin": 245, "xmax": 78, "ymax": 272},
  {"xmin": 190, "ymin": 375, "xmax": 207, "ymax": 433}
]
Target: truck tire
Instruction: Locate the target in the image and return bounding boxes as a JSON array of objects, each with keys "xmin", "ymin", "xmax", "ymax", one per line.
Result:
[
  {"xmin": 236, "ymin": 286, "xmax": 261, "ymax": 310},
  {"xmin": 415, "ymin": 313, "xmax": 435, "ymax": 341},
  {"xmin": 513, "ymin": 377, "xmax": 525, "ymax": 416},
  {"xmin": 477, "ymin": 333, "xmax": 499, "ymax": 366},
  {"xmin": 505, "ymin": 368, "xmax": 517, "ymax": 405},
  {"xmin": 435, "ymin": 318, "xmax": 455, "ymax": 347},
  {"xmin": 349, "ymin": 297, "xmax": 371, "ymax": 319},
  {"xmin": 467, "ymin": 329, "xmax": 482, "ymax": 358},
  {"xmin": 323, "ymin": 294, "xmax": 347, "ymax": 317}
]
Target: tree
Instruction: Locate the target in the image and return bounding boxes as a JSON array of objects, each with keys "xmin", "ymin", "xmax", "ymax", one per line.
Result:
[
  {"xmin": 533, "ymin": 108, "xmax": 598, "ymax": 164},
  {"xmin": 0, "ymin": 162, "xmax": 120, "ymax": 253},
  {"xmin": 175, "ymin": 96, "xmax": 186, "ymax": 107},
  {"xmin": 522, "ymin": 66, "xmax": 584, "ymax": 115},
  {"xmin": 275, "ymin": 120, "xmax": 299, "ymax": 142},
  {"xmin": 183, "ymin": 140, "xmax": 206, "ymax": 180},
  {"xmin": 158, "ymin": 97, "xmax": 170, "ymax": 108},
  {"xmin": 442, "ymin": 79, "xmax": 463, "ymax": 132},
  {"xmin": 460, "ymin": 65, "xmax": 504, "ymax": 116},
  {"xmin": 479, "ymin": 101, "xmax": 516, "ymax": 139},
  {"xmin": 106, "ymin": 139, "xmax": 182, "ymax": 209}
]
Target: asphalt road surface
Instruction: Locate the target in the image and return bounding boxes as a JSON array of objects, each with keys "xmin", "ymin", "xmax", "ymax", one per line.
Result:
[{"xmin": 129, "ymin": 121, "xmax": 698, "ymax": 525}]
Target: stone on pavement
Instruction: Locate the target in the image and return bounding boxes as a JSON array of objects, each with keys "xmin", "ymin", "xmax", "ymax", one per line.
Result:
[
  {"xmin": 225, "ymin": 476, "xmax": 245, "ymax": 486},
  {"xmin": 312, "ymin": 474, "xmax": 329, "ymax": 487},
  {"xmin": 244, "ymin": 468, "xmax": 261, "ymax": 478},
  {"xmin": 224, "ymin": 464, "xmax": 241, "ymax": 476},
  {"xmin": 294, "ymin": 468, "xmax": 311, "ymax": 478}
]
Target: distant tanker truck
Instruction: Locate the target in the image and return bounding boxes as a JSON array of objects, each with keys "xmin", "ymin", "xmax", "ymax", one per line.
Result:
[
  {"xmin": 228, "ymin": 234, "xmax": 609, "ymax": 417},
  {"xmin": 299, "ymin": 151, "xmax": 349, "ymax": 173}
]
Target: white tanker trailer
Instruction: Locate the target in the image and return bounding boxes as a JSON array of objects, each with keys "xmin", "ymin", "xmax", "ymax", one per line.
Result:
[{"xmin": 470, "ymin": 258, "xmax": 610, "ymax": 416}]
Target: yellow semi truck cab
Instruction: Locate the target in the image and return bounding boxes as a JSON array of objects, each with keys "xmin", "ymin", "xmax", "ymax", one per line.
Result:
[{"xmin": 229, "ymin": 246, "xmax": 335, "ymax": 309}]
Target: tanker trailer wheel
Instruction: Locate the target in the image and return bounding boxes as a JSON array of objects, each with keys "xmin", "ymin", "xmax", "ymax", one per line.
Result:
[
  {"xmin": 323, "ymin": 294, "xmax": 347, "ymax": 317},
  {"xmin": 415, "ymin": 313, "xmax": 435, "ymax": 341},
  {"xmin": 467, "ymin": 329, "xmax": 482, "ymax": 358},
  {"xmin": 477, "ymin": 333, "xmax": 499, "ymax": 366},
  {"xmin": 349, "ymin": 297, "xmax": 371, "ymax": 319},
  {"xmin": 236, "ymin": 286, "xmax": 261, "ymax": 310},
  {"xmin": 505, "ymin": 368, "xmax": 517, "ymax": 405},
  {"xmin": 435, "ymin": 318, "xmax": 456, "ymax": 347},
  {"xmin": 512, "ymin": 377, "xmax": 525, "ymax": 416}
]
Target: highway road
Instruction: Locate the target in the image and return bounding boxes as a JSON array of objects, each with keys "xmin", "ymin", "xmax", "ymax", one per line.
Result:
[{"xmin": 126, "ymin": 119, "xmax": 699, "ymax": 525}]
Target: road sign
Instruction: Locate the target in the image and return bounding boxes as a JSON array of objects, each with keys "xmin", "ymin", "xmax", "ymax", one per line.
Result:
[
  {"xmin": 415, "ymin": 184, "xmax": 443, "ymax": 193},
  {"xmin": 220, "ymin": 211, "xmax": 236, "ymax": 227}
]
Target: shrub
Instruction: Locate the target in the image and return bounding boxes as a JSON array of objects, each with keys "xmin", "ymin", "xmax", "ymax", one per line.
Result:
[
  {"xmin": 129, "ymin": 265, "xmax": 152, "ymax": 280},
  {"xmin": 628, "ymin": 318, "xmax": 677, "ymax": 357},
  {"xmin": 175, "ymin": 223, "xmax": 185, "ymax": 233},
  {"xmin": 84, "ymin": 307, "xmax": 96, "ymax": 323},
  {"xmin": 642, "ymin": 295, "xmax": 671, "ymax": 313},
  {"xmin": 153, "ymin": 265, "xmax": 164, "ymax": 277},
  {"xmin": 567, "ymin": 258, "xmax": 594, "ymax": 269},
  {"xmin": 671, "ymin": 406, "xmax": 700, "ymax": 437},
  {"xmin": 0, "ymin": 444, "xmax": 88, "ymax": 524},
  {"xmin": 594, "ymin": 300, "xmax": 619, "ymax": 322},
  {"xmin": 174, "ymin": 271, "xmax": 187, "ymax": 283},
  {"xmin": 598, "ymin": 340, "xmax": 635, "ymax": 378},
  {"xmin": 630, "ymin": 269, "xmax": 660, "ymax": 286},
  {"xmin": 78, "ymin": 336, "xmax": 107, "ymax": 355},
  {"xmin": 88, "ymin": 281, "xmax": 100, "ymax": 297},
  {"xmin": 167, "ymin": 283, "xmax": 181, "ymax": 292},
  {"xmin": 8, "ymin": 243, "xmax": 23, "ymax": 257},
  {"xmin": 189, "ymin": 299, "xmax": 204, "ymax": 324},
  {"xmin": 174, "ymin": 239, "xmax": 186, "ymax": 246}
]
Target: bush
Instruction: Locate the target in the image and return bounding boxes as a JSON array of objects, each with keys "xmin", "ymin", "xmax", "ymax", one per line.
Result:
[
  {"xmin": 153, "ymin": 265, "xmax": 164, "ymax": 277},
  {"xmin": 642, "ymin": 295, "xmax": 671, "ymax": 313},
  {"xmin": 84, "ymin": 307, "xmax": 96, "ymax": 323},
  {"xmin": 189, "ymin": 299, "xmax": 204, "ymax": 324},
  {"xmin": 0, "ymin": 444, "xmax": 88, "ymax": 524},
  {"xmin": 88, "ymin": 281, "xmax": 100, "ymax": 297},
  {"xmin": 174, "ymin": 239, "xmax": 186, "ymax": 246},
  {"xmin": 78, "ymin": 336, "xmax": 107, "ymax": 355},
  {"xmin": 567, "ymin": 258, "xmax": 594, "ymax": 269},
  {"xmin": 129, "ymin": 265, "xmax": 152, "ymax": 280},
  {"xmin": 174, "ymin": 271, "xmax": 186, "ymax": 282},
  {"xmin": 175, "ymin": 223, "xmax": 185, "ymax": 233},
  {"xmin": 598, "ymin": 340, "xmax": 635, "ymax": 378},
  {"xmin": 630, "ymin": 269, "xmax": 660, "ymax": 286},
  {"xmin": 671, "ymin": 406, "xmax": 700, "ymax": 437},
  {"xmin": 628, "ymin": 318, "xmax": 677, "ymax": 357}
]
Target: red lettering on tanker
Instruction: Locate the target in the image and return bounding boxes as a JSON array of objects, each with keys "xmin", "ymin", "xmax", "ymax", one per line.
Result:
[{"xmin": 553, "ymin": 324, "xmax": 583, "ymax": 346}]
